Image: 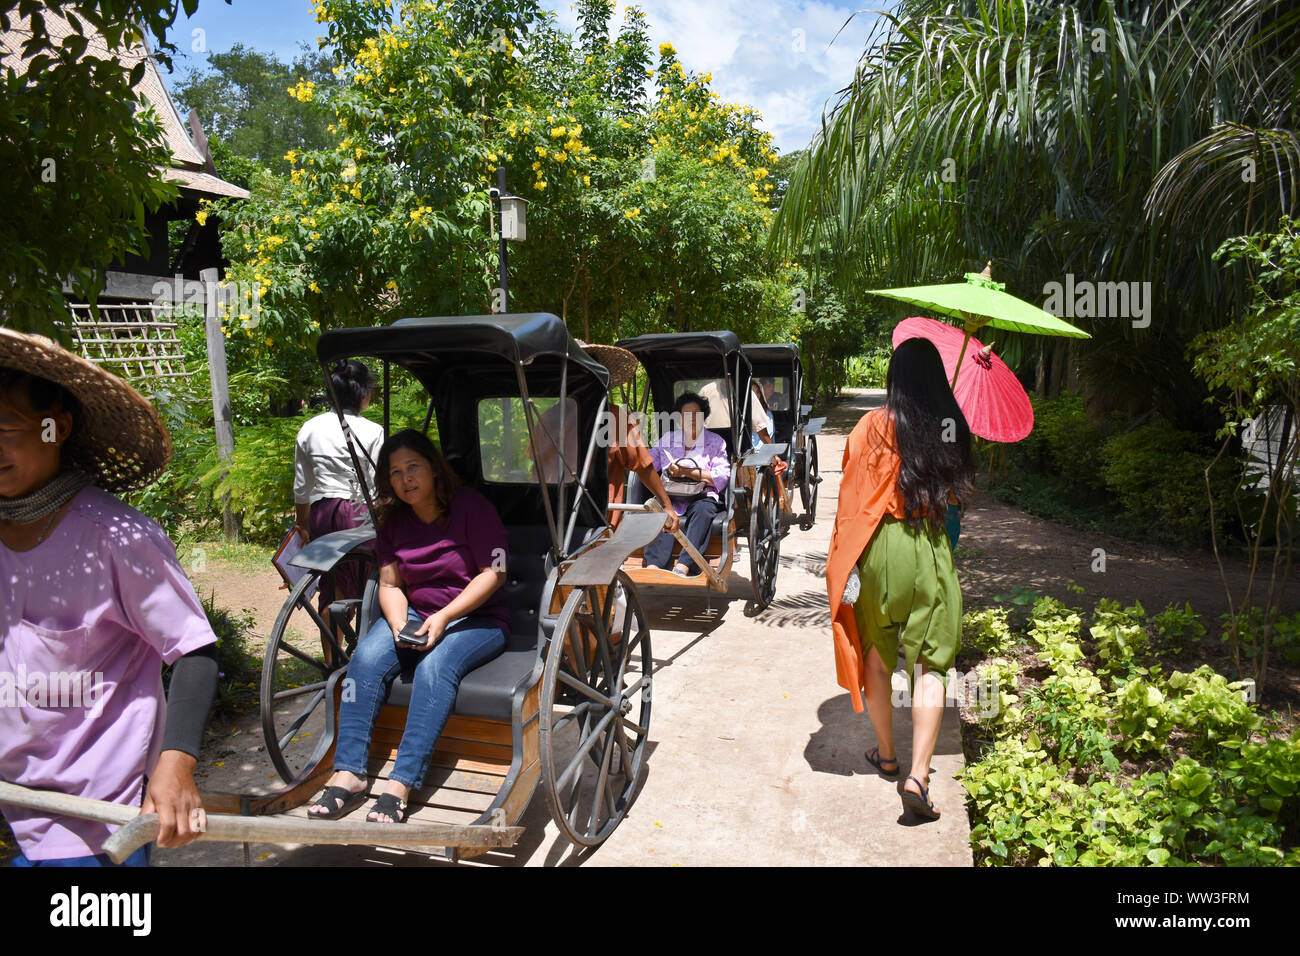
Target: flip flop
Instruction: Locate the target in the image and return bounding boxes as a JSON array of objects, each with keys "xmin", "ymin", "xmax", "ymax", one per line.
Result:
[
  {"xmin": 901, "ymin": 775, "xmax": 940, "ymax": 820},
  {"xmin": 308, "ymin": 785, "xmax": 367, "ymax": 821},
  {"xmin": 367, "ymin": 792, "xmax": 409, "ymax": 824},
  {"xmin": 865, "ymin": 746, "xmax": 900, "ymax": 778}
]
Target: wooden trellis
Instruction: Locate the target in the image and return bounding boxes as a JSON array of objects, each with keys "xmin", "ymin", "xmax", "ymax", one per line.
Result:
[{"xmin": 67, "ymin": 302, "xmax": 191, "ymax": 389}]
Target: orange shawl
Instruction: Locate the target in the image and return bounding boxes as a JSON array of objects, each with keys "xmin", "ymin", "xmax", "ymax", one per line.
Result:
[{"xmin": 825, "ymin": 407, "xmax": 908, "ymax": 713}]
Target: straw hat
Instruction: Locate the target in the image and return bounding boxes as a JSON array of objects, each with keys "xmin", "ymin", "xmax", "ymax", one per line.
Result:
[
  {"xmin": 575, "ymin": 340, "xmax": 639, "ymax": 389},
  {"xmin": 0, "ymin": 328, "xmax": 171, "ymax": 493}
]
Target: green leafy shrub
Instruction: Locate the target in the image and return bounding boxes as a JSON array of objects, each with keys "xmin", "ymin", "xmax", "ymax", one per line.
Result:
[
  {"xmin": 1089, "ymin": 598, "xmax": 1149, "ymax": 673},
  {"xmin": 197, "ymin": 413, "xmax": 306, "ymax": 544},
  {"xmin": 1010, "ymin": 392, "xmax": 1109, "ymax": 498},
  {"xmin": 1149, "ymin": 602, "xmax": 1205, "ymax": 656},
  {"xmin": 1222, "ymin": 606, "xmax": 1300, "ymax": 667},
  {"xmin": 1023, "ymin": 663, "xmax": 1118, "ymax": 773},
  {"xmin": 1028, "ymin": 597, "xmax": 1085, "ymax": 671},
  {"xmin": 960, "ymin": 735, "xmax": 1081, "ymax": 865},
  {"xmin": 962, "ymin": 592, "xmax": 1300, "ymax": 867},
  {"xmin": 1112, "ymin": 674, "xmax": 1174, "ymax": 754},
  {"xmin": 1220, "ymin": 733, "xmax": 1300, "ymax": 834},
  {"xmin": 1167, "ymin": 666, "xmax": 1261, "ymax": 753},
  {"xmin": 1099, "ymin": 419, "xmax": 1237, "ymax": 549},
  {"xmin": 963, "ymin": 606, "xmax": 1016, "ymax": 655},
  {"xmin": 843, "ymin": 346, "xmax": 890, "ymax": 388},
  {"xmin": 973, "ymin": 657, "xmax": 1022, "ymax": 731},
  {"xmin": 162, "ymin": 591, "xmax": 259, "ymax": 718}
]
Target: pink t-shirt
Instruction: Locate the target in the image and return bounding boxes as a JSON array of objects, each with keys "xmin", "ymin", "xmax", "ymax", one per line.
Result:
[
  {"xmin": 0, "ymin": 486, "xmax": 217, "ymax": 860},
  {"xmin": 374, "ymin": 487, "xmax": 511, "ymax": 637}
]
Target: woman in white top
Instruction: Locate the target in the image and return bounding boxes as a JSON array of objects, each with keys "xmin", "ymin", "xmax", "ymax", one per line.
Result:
[{"xmin": 293, "ymin": 360, "xmax": 385, "ymax": 611}]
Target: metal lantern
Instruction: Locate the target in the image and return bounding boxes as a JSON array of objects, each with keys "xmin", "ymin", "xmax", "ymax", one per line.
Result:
[{"xmin": 499, "ymin": 191, "xmax": 528, "ymax": 241}]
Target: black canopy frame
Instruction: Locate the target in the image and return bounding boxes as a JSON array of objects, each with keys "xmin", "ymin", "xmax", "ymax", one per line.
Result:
[
  {"xmin": 317, "ymin": 313, "xmax": 612, "ymax": 562},
  {"xmin": 615, "ymin": 331, "xmax": 754, "ymax": 455},
  {"xmin": 742, "ymin": 342, "xmax": 802, "ymax": 447}
]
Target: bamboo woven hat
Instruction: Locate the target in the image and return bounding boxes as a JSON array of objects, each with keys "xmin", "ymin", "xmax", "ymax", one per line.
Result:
[
  {"xmin": 0, "ymin": 328, "xmax": 172, "ymax": 493},
  {"xmin": 575, "ymin": 340, "xmax": 639, "ymax": 389}
]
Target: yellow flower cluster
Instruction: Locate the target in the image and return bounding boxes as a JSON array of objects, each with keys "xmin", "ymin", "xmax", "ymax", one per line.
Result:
[{"xmin": 288, "ymin": 79, "xmax": 316, "ymax": 103}]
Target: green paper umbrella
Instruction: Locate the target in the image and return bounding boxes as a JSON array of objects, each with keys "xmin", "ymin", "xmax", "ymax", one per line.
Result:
[{"xmin": 869, "ymin": 263, "xmax": 1091, "ymax": 384}]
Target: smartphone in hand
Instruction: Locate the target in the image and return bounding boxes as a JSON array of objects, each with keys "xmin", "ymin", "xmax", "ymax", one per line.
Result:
[{"xmin": 396, "ymin": 620, "xmax": 426, "ymax": 646}]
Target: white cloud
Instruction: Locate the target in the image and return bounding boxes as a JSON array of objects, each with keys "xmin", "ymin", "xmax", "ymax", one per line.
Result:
[{"xmin": 541, "ymin": 0, "xmax": 886, "ymax": 153}]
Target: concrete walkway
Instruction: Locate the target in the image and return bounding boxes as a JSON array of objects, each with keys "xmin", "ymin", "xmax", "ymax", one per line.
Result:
[{"xmin": 158, "ymin": 388, "xmax": 972, "ymax": 867}]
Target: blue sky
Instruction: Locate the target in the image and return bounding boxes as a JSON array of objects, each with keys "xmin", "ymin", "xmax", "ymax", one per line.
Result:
[{"xmin": 169, "ymin": 0, "xmax": 886, "ymax": 154}]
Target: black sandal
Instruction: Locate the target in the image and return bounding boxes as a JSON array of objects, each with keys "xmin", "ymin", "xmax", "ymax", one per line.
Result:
[
  {"xmin": 901, "ymin": 775, "xmax": 941, "ymax": 820},
  {"xmin": 865, "ymin": 746, "xmax": 900, "ymax": 778},
  {"xmin": 367, "ymin": 792, "xmax": 408, "ymax": 824},
  {"xmin": 308, "ymin": 785, "xmax": 367, "ymax": 821}
]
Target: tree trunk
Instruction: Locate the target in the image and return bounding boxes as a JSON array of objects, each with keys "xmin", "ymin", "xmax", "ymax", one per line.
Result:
[
  {"xmin": 612, "ymin": 282, "xmax": 621, "ymax": 340},
  {"xmin": 1048, "ymin": 340, "xmax": 1066, "ymax": 398},
  {"xmin": 1036, "ymin": 345, "xmax": 1047, "ymax": 398},
  {"xmin": 581, "ymin": 272, "xmax": 591, "ymax": 342}
]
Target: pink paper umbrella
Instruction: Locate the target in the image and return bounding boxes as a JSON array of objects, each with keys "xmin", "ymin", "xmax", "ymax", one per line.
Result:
[{"xmin": 892, "ymin": 316, "xmax": 1034, "ymax": 443}]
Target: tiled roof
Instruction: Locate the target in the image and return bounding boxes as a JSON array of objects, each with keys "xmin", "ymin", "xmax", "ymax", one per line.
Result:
[
  {"xmin": 166, "ymin": 166, "xmax": 250, "ymax": 199},
  {"xmin": 2, "ymin": 12, "xmax": 247, "ymax": 199}
]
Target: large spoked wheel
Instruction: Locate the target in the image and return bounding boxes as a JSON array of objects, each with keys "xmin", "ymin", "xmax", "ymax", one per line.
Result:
[
  {"xmin": 540, "ymin": 572, "xmax": 652, "ymax": 848},
  {"xmin": 261, "ymin": 551, "xmax": 376, "ymax": 784},
  {"xmin": 798, "ymin": 434, "xmax": 820, "ymax": 530},
  {"xmin": 748, "ymin": 467, "xmax": 782, "ymax": 609}
]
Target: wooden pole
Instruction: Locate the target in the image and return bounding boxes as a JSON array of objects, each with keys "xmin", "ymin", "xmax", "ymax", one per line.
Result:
[
  {"xmin": 0, "ymin": 781, "xmax": 523, "ymax": 863},
  {"xmin": 200, "ymin": 267, "xmax": 239, "ymax": 541}
]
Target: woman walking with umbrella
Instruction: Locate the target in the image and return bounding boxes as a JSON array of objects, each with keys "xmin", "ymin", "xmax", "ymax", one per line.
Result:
[{"xmin": 826, "ymin": 337, "xmax": 973, "ymax": 820}]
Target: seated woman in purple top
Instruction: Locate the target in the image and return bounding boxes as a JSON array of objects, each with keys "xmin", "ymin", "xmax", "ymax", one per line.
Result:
[
  {"xmin": 643, "ymin": 391, "xmax": 731, "ymax": 577},
  {"xmin": 308, "ymin": 429, "xmax": 509, "ymax": 824}
]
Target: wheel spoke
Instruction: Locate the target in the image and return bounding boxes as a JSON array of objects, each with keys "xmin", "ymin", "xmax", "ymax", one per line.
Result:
[
  {"xmin": 551, "ymin": 698, "xmax": 595, "ymax": 730},
  {"xmin": 271, "ymin": 680, "xmax": 329, "ymax": 702},
  {"xmin": 275, "ymin": 689, "xmax": 326, "ymax": 750},
  {"xmin": 558, "ymin": 668, "xmax": 614, "ymax": 707},
  {"xmin": 586, "ymin": 723, "xmax": 616, "ymax": 839},
  {"xmin": 586, "ymin": 589, "xmax": 620, "ymax": 696},
  {"xmin": 612, "ymin": 721, "xmax": 634, "ymax": 773},
  {"xmin": 564, "ymin": 617, "xmax": 590, "ymax": 686},
  {"xmin": 556, "ymin": 706, "xmax": 615, "ymax": 792},
  {"xmin": 276, "ymin": 639, "xmax": 332, "ymax": 675}
]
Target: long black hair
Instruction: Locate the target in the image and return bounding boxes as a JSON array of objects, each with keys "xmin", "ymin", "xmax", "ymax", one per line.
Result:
[
  {"xmin": 330, "ymin": 359, "xmax": 374, "ymax": 414},
  {"xmin": 886, "ymin": 337, "xmax": 974, "ymax": 533}
]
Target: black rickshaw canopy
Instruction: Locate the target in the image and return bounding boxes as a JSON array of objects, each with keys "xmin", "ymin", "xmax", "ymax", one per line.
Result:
[
  {"xmin": 616, "ymin": 330, "xmax": 753, "ymax": 457},
  {"xmin": 741, "ymin": 342, "xmax": 801, "ymax": 376},
  {"xmin": 317, "ymin": 313, "xmax": 610, "ymax": 386},
  {"xmin": 316, "ymin": 312, "xmax": 611, "ymax": 543}
]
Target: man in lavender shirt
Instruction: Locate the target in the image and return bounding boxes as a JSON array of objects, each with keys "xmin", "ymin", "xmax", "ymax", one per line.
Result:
[{"xmin": 643, "ymin": 391, "xmax": 730, "ymax": 576}]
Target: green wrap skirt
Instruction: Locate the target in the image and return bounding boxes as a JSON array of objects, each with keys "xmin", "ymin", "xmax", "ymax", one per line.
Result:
[{"xmin": 852, "ymin": 515, "xmax": 961, "ymax": 693}]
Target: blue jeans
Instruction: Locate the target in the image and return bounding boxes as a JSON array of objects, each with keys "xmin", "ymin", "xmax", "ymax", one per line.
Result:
[
  {"xmin": 13, "ymin": 845, "xmax": 150, "ymax": 867},
  {"xmin": 333, "ymin": 610, "xmax": 506, "ymax": 790}
]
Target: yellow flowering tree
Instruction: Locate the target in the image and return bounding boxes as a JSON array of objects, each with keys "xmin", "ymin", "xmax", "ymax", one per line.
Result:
[
  {"xmin": 210, "ymin": 0, "xmax": 796, "ymax": 402},
  {"xmin": 504, "ymin": 9, "xmax": 795, "ymax": 343}
]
